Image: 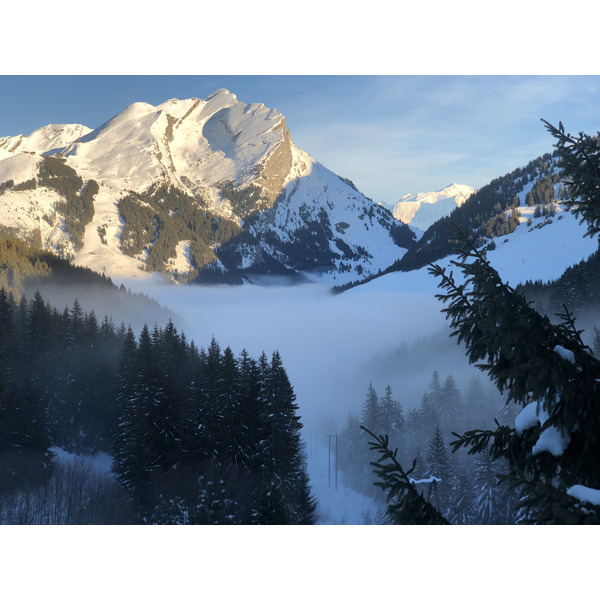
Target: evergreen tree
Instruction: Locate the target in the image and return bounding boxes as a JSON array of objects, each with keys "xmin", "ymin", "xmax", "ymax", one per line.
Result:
[
  {"xmin": 420, "ymin": 118, "xmax": 600, "ymax": 523},
  {"xmin": 220, "ymin": 346, "xmax": 245, "ymax": 475},
  {"xmin": 425, "ymin": 423, "xmax": 453, "ymax": 512},
  {"xmin": 429, "ymin": 219, "xmax": 600, "ymax": 523},
  {"xmin": 450, "ymin": 469, "xmax": 477, "ymax": 525},
  {"xmin": 593, "ymin": 326, "xmax": 600, "ymax": 357},
  {"xmin": 358, "ymin": 383, "xmax": 387, "ymax": 497},
  {"xmin": 361, "ymin": 383, "xmax": 383, "ymax": 434},
  {"xmin": 542, "ymin": 120, "xmax": 600, "ymax": 237},
  {"xmin": 361, "ymin": 427, "xmax": 449, "ymax": 525},
  {"xmin": 114, "ymin": 324, "xmax": 159, "ymax": 519},
  {"xmin": 473, "ymin": 452, "xmax": 517, "ymax": 524},
  {"xmin": 338, "ymin": 412, "xmax": 366, "ymax": 491},
  {"xmin": 464, "ymin": 376, "xmax": 492, "ymax": 429},
  {"xmin": 380, "ymin": 385, "xmax": 404, "ymax": 454},
  {"xmin": 404, "ymin": 407, "xmax": 424, "ymax": 458},
  {"xmin": 420, "ymin": 371, "xmax": 442, "ymax": 430},
  {"xmin": 112, "ymin": 327, "xmax": 138, "ymax": 494},
  {"xmin": 439, "ymin": 374, "xmax": 462, "ymax": 434}
]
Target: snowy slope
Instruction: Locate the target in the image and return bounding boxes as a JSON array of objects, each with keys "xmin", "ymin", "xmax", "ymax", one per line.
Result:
[
  {"xmin": 62, "ymin": 89, "xmax": 288, "ymax": 199},
  {"xmin": 0, "ymin": 153, "xmax": 42, "ymax": 186},
  {"xmin": 391, "ymin": 183, "xmax": 474, "ymax": 231},
  {"xmin": 0, "ymin": 124, "xmax": 91, "ymax": 159},
  {"xmin": 348, "ymin": 203, "xmax": 598, "ymax": 299},
  {"xmin": 235, "ymin": 143, "xmax": 412, "ymax": 285},
  {"xmin": 0, "ymin": 89, "xmax": 412, "ymax": 283}
]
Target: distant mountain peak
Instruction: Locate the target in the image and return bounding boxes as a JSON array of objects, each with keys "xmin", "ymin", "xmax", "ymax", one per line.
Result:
[
  {"xmin": 0, "ymin": 123, "xmax": 91, "ymax": 159},
  {"xmin": 392, "ymin": 183, "xmax": 475, "ymax": 231}
]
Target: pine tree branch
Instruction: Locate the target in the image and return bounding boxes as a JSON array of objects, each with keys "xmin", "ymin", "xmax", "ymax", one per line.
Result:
[{"xmin": 361, "ymin": 426, "xmax": 449, "ymax": 525}]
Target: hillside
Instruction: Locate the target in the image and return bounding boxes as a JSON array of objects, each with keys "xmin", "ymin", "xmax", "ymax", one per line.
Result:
[
  {"xmin": 333, "ymin": 151, "xmax": 597, "ymax": 295},
  {"xmin": 0, "ymin": 90, "xmax": 415, "ymax": 285},
  {"xmin": 392, "ymin": 153, "xmax": 561, "ymax": 272},
  {"xmin": 0, "ymin": 233, "xmax": 172, "ymax": 331}
]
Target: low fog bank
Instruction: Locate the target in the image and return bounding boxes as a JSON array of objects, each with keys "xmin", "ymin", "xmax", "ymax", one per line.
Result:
[
  {"xmin": 24, "ymin": 277, "xmax": 175, "ymax": 333},
  {"xmin": 116, "ymin": 278, "xmax": 453, "ymax": 432},
  {"xmin": 112, "ymin": 277, "xmax": 506, "ymax": 524},
  {"xmin": 366, "ymin": 327, "xmax": 487, "ymax": 411}
]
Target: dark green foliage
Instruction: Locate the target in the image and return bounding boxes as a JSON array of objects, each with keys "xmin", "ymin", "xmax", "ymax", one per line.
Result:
[
  {"xmin": 2, "ymin": 291, "xmax": 123, "ymax": 455},
  {"xmin": 264, "ymin": 208, "xmax": 338, "ymax": 272},
  {"xmin": 389, "ymin": 222, "xmax": 417, "ymax": 248},
  {"xmin": 97, "ymin": 225, "xmax": 107, "ymax": 245},
  {"xmin": 381, "ymin": 385, "xmax": 404, "ymax": 454},
  {"xmin": 543, "ymin": 120, "xmax": 600, "ymax": 238},
  {"xmin": 0, "ymin": 282, "xmax": 316, "ymax": 524},
  {"xmin": 525, "ymin": 175, "xmax": 556, "ymax": 207},
  {"xmin": 13, "ymin": 178, "xmax": 37, "ymax": 191},
  {"xmin": 117, "ymin": 183, "xmax": 241, "ymax": 273},
  {"xmin": 361, "ymin": 383, "xmax": 383, "ymax": 435},
  {"xmin": 519, "ymin": 247, "xmax": 600, "ymax": 321},
  {"xmin": 0, "ymin": 288, "xmax": 123, "ymax": 495},
  {"xmin": 112, "ymin": 329, "xmax": 316, "ymax": 524},
  {"xmin": 218, "ymin": 181, "xmax": 267, "ymax": 218},
  {"xmin": 338, "ymin": 383, "xmax": 406, "ymax": 499},
  {"xmin": 0, "ymin": 236, "xmax": 52, "ymax": 293},
  {"xmin": 37, "ymin": 157, "xmax": 98, "ymax": 250},
  {"xmin": 0, "ymin": 179, "xmax": 15, "ymax": 194},
  {"xmin": 361, "ymin": 426, "xmax": 449, "ymax": 525},
  {"xmin": 451, "ymin": 469, "xmax": 477, "ymax": 524},
  {"xmin": 338, "ymin": 413, "xmax": 367, "ymax": 492},
  {"xmin": 425, "ymin": 424, "xmax": 453, "ymax": 508},
  {"xmin": 0, "ymin": 232, "xmax": 126, "ymax": 299},
  {"xmin": 118, "ymin": 194, "xmax": 158, "ymax": 257},
  {"xmin": 473, "ymin": 451, "xmax": 518, "ymax": 524},
  {"xmin": 429, "ymin": 223, "xmax": 600, "ymax": 524}
]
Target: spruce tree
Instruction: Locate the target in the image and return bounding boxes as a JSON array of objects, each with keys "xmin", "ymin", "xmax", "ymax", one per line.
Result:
[
  {"xmin": 593, "ymin": 326, "xmax": 600, "ymax": 357},
  {"xmin": 361, "ymin": 383, "xmax": 382, "ymax": 434},
  {"xmin": 361, "ymin": 427, "xmax": 449, "ymax": 525},
  {"xmin": 542, "ymin": 120, "xmax": 600, "ymax": 238},
  {"xmin": 345, "ymin": 124, "xmax": 600, "ymax": 525},
  {"xmin": 420, "ymin": 371, "xmax": 442, "ymax": 430},
  {"xmin": 429, "ymin": 218, "xmax": 600, "ymax": 523},
  {"xmin": 450, "ymin": 469, "xmax": 477, "ymax": 525},
  {"xmin": 438, "ymin": 374, "xmax": 462, "ymax": 434},
  {"xmin": 380, "ymin": 385, "xmax": 404, "ymax": 455},
  {"xmin": 338, "ymin": 412, "xmax": 365, "ymax": 491},
  {"xmin": 425, "ymin": 423, "xmax": 453, "ymax": 512}
]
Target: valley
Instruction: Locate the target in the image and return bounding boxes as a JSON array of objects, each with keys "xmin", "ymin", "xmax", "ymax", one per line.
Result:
[{"xmin": 2, "ymin": 85, "xmax": 600, "ymax": 526}]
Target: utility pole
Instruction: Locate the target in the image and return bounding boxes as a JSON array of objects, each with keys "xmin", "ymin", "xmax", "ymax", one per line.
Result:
[{"xmin": 326, "ymin": 434, "xmax": 338, "ymax": 490}]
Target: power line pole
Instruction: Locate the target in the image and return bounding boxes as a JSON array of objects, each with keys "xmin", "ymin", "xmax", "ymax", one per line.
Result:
[{"xmin": 326, "ymin": 434, "xmax": 338, "ymax": 490}]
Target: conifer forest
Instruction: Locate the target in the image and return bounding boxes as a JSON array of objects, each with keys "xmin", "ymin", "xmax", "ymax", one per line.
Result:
[{"xmin": 0, "ymin": 287, "xmax": 315, "ymax": 524}]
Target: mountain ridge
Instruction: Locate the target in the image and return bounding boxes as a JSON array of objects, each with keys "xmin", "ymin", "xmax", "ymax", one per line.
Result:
[
  {"xmin": 0, "ymin": 90, "xmax": 415, "ymax": 285},
  {"xmin": 388, "ymin": 182, "xmax": 475, "ymax": 231}
]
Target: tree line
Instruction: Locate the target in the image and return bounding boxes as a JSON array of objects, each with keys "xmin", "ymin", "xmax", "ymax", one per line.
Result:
[
  {"xmin": 0, "ymin": 287, "xmax": 315, "ymax": 524},
  {"xmin": 338, "ymin": 374, "xmax": 520, "ymax": 524}
]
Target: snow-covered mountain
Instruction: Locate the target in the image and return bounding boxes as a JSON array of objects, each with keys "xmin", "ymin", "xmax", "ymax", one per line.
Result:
[
  {"xmin": 390, "ymin": 183, "xmax": 475, "ymax": 232},
  {"xmin": 0, "ymin": 90, "xmax": 415, "ymax": 284},
  {"xmin": 0, "ymin": 124, "xmax": 92, "ymax": 159}
]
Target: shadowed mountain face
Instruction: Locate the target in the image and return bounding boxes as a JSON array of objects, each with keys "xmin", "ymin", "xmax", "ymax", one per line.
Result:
[{"xmin": 0, "ymin": 90, "xmax": 415, "ymax": 285}]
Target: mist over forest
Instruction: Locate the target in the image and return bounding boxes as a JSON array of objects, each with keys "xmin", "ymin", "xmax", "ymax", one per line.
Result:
[{"xmin": 115, "ymin": 278, "xmax": 455, "ymax": 425}]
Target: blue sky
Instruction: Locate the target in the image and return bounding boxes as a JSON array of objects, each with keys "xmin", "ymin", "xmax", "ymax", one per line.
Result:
[{"xmin": 2, "ymin": 75, "xmax": 600, "ymax": 206}]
